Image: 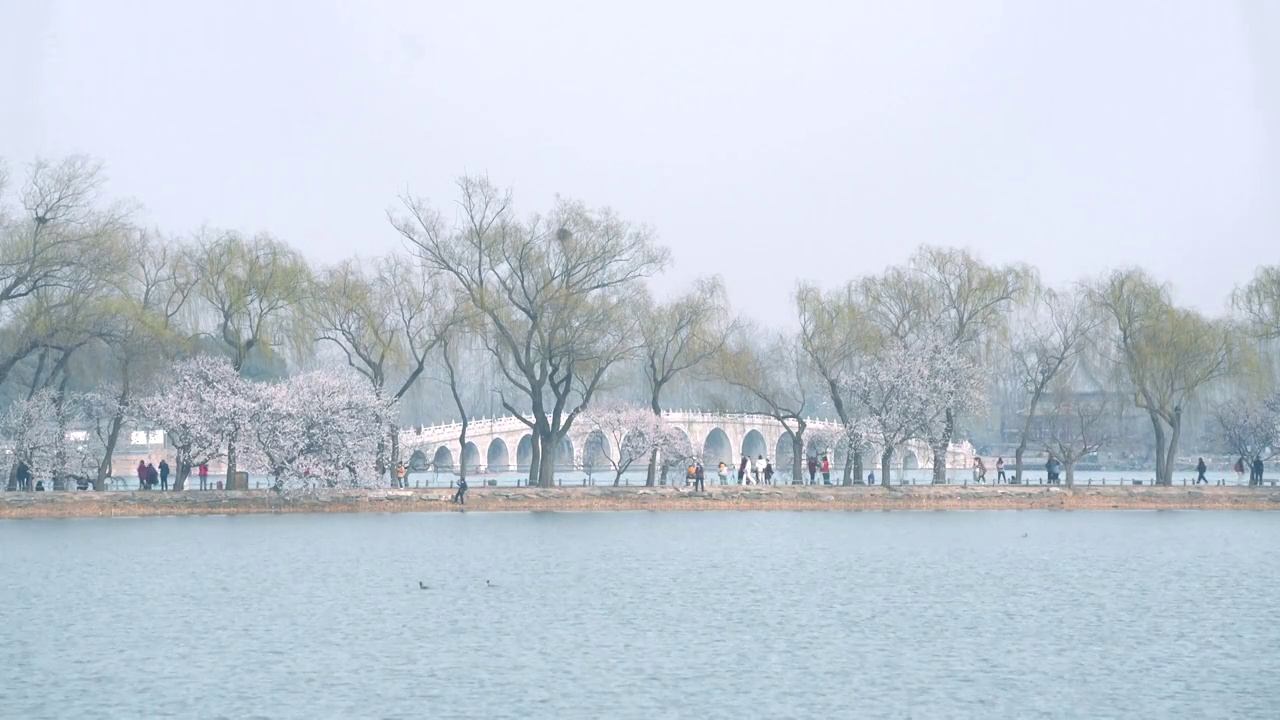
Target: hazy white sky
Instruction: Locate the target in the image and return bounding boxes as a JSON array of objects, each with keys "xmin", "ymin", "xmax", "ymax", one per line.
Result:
[{"xmin": 3, "ymin": 0, "xmax": 1276, "ymax": 326}]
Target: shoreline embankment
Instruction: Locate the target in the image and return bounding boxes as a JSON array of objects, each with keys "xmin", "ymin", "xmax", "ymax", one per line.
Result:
[{"xmin": 2, "ymin": 485, "xmax": 1279, "ymax": 518}]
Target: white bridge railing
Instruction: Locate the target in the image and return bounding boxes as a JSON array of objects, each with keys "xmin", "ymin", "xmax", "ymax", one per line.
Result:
[{"xmin": 398, "ymin": 410, "xmax": 844, "ymax": 444}]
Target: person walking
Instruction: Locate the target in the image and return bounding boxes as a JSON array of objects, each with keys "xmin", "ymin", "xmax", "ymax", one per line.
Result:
[
  {"xmin": 15, "ymin": 459, "xmax": 32, "ymax": 491},
  {"xmin": 452, "ymin": 477, "xmax": 468, "ymax": 504},
  {"xmin": 737, "ymin": 456, "xmax": 748, "ymax": 484},
  {"xmin": 996, "ymin": 457, "xmax": 1006, "ymax": 483},
  {"xmin": 807, "ymin": 456, "xmax": 817, "ymax": 484},
  {"xmin": 694, "ymin": 462, "xmax": 705, "ymax": 492},
  {"xmin": 975, "ymin": 456, "xmax": 987, "ymax": 484},
  {"xmin": 395, "ymin": 462, "xmax": 407, "ymax": 489},
  {"xmin": 1195, "ymin": 457, "xmax": 1208, "ymax": 485},
  {"xmin": 198, "ymin": 463, "xmax": 209, "ymax": 491},
  {"xmin": 158, "ymin": 459, "xmax": 170, "ymax": 491},
  {"xmin": 1254, "ymin": 457, "xmax": 1265, "ymax": 485},
  {"xmin": 764, "ymin": 459, "xmax": 774, "ymax": 485},
  {"xmin": 136, "ymin": 461, "xmax": 148, "ymax": 491},
  {"xmin": 1235, "ymin": 457, "xmax": 1245, "ymax": 485},
  {"xmin": 718, "ymin": 461, "xmax": 729, "ymax": 485},
  {"xmin": 145, "ymin": 462, "xmax": 158, "ymax": 491},
  {"xmin": 753, "ymin": 455, "xmax": 765, "ymax": 485}
]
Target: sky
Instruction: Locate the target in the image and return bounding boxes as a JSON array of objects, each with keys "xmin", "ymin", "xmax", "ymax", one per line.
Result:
[{"xmin": 2, "ymin": 0, "xmax": 1277, "ymax": 326}]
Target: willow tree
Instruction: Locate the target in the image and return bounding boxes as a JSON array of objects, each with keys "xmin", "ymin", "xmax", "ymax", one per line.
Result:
[
  {"xmin": 0, "ymin": 155, "xmax": 130, "ymax": 389},
  {"xmin": 310, "ymin": 254, "xmax": 441, "ymax": 473},
  {"xmin": 94, "ymin": 231, "xmax": 199, "ymax": 489},
  {"xmin": 796, "ymin": 281, "xmax": 880, "ymax": 484},
  {"xmin": 393, "ymin": 176, "xmax": 668, "ymax": 488},
  {"xmin": 909, "ymin": 247, "xmax": 1033, "ymax": 481},
  {"xmin": 194, "ymin": 231, "xmax": 311, "ymax": 488},
  {"xmin": 1234, "ymin": 266, "xmax": 1280, "ymax": 340},
  {"xmin": 638, "ymin": 276, "xmax": 733, "ymax": 485},
  {"xmin": 1089, "ymin": 270, "xmax": 1235, "ymax": 485}
]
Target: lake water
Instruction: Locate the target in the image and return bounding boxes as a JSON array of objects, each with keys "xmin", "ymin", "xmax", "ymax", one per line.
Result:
[{"xmin": 2, "ymin": 511, "xmax": 1278, "ymax": 718}]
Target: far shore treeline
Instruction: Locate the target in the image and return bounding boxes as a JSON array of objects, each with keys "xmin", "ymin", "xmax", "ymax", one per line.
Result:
[{"xmin": 2, "ymin": 156, "xmax": 1278, "ymax": 491}]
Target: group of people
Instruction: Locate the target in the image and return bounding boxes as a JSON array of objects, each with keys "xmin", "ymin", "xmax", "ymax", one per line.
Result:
[
  {"xmin": 972, "ymin": 456, "xmax": 1010, "ymax": 483},
  {"xmin": 134, "ymin": 460, "xmax": 212, "ymax": 490},
  {"xmin": 682, "ymin": 455, "xmax": 779, "ymax": 489},
  {"xmin": 135, "ymin": 460, "xmax": 170, "ymax": 490},
  {"xmin": 806, "ymin": 456, "xmax": 832, "ymax": 484},
  {"xmin": 1234, "ymin": 456, "xmax": 1267, "ymax": 485}
]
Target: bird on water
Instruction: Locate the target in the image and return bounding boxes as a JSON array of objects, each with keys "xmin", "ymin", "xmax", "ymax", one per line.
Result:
[{"xmin": 419, "ymin": 581, "xmax": 430, "ymax": 589}]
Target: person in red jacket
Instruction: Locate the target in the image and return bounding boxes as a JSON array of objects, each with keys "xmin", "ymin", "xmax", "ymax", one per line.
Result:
[
  {"xmin": 136, "ymin": 461, "xmax": 148, "ymax": 491},
  {"xmin": 198, "ymin": 463, "xmax": 209, "ymax": 491},
  {"xmin": 821, "ymin": 456, "xmax": 831, "ymax": 485}
]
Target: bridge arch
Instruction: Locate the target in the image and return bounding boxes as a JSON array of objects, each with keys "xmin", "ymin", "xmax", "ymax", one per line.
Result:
[
  {"xmin": 741, "ymin": 429, "xmax": 767, "ymax": 461},
  {"xmin": 903, "ymin": 450, "xmax": 919, "ymax": 471},
  {"xmin": 556, "ymin": 436, "xmax": 575, "ymax": 470},
  {"xmin": 487, "ymin": 438, "xmax": 510, "ymax": 473},
  {"xmin": 775, "ymin": 434, "xmax": 794, "ymax": 480},
  {"xmin": 582, "ymin": 430, "xmax": 612, "ymax": 473},
  {"xmin": 701, "ymin": 428, "xmax": 733, "ymax": 467},
  {"xmin": 432, "ymin": 446, "xmax": 453, "ymax": 472},
  {"xmin": 408, "ymin": 448, "xmax": 429, "ymax": 472},
  {"xmin": 462, "ymin": 441, "xmax": 481, "ymax": 474},
  {"xmin": 516, "ymin": 435, "xmax": 533, "ymax": 471}
]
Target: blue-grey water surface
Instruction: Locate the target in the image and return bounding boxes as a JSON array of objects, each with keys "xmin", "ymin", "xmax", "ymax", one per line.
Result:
[{"xmin": 1, "ymin": 511, "xmax": 1277, "ymax": 719}]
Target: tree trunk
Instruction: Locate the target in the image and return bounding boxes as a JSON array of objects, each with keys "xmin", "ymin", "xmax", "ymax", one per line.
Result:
[
  {"xmin": 528, "ymin": 436, "xmax": 542, "ymax": 487},
  {"xmin": 537, "ymin": 432, "xmax": 557, "ymax": 488},
  {"xmin": 390, "ymin": 425, "xmax": 402, "ymax": 484},
  {"xmin": 853, "ymin": 450, "xmax": 864, "ymax": 486},
  {"xmin": 1014, "ymin": 392, "xmax": 1041, "ymax": 485},
  {"xmin": 225, "ymin": 433, "xmax": 239, "ymax": 490},
  {"xmin": 52, "ymin": 377, "xmax": 70, "ymax": 491},
  {"xmin": 457, "ymin": 419, "xmax": 469, "ymax": 486},
  {"xmin": 932, "ymin": 408, "xmax": 955, "ymax": 484},
  {"xmin": 1148, "ymin": 413, "xmax": 1166, "ymax": 485},
  {"xmin": 174, "ymin": 451, "xmax": 191, "ymax": 492},
  {"xmin": 96, "ymin": 367, "xmax": 131, "ymax": 492},
  {"xmin": 791, "ymin": 430, "xmax": 805, "ymax": 486},
  {"xmin": 1065, "ymin": 461, "xmax": 1075, "ymax": 488},
  {"xmin": 646, "ymin": 395, "xmax": 662, "ymax": 486},
  {"xmin": 376, "ymin": 435, "xmax": 388, "ymax": 482},
  {"xmin": 1162, "ymin": 410, "xmax": 1182, "ymax": 486},
  {"xmin": 880, "ymin": 448, "xmax": 892, "ymax": 487},
  {"xmin": 842, "ymin": 450, "xmax": 855, "ymax": 486}
]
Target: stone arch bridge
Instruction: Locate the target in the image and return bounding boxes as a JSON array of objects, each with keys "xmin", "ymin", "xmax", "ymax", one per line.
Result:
[{"xmin": 400, "ymin": 412, "xmax": 972, "ymax": 478}]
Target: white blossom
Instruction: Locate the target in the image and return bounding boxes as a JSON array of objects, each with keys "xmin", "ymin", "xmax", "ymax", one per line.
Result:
[
  {"xmin": 842, "ymin": 336, "xmax": 983, "ymax": 483},
  {"xmin": 1, "ymin": 389, "xmax": 62, "ymax": 487},
  {"xmin": 141, "ymin": 356, "xmax": 253, "ymax": 480},
  {"xmin": 244, "ymin": 368, "xmax": 396, "ymax": 493},
  {"xmin": 579, "ymin": 400, "xmax": 682, "ymax": 485}
]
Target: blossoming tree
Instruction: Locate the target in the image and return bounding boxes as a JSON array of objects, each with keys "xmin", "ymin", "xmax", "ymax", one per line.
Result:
[
  {"xmin": 2, "ymin": 389, "xmax": 62, "ymax": 490},
  {"xmin": 579, "ymin": 400, "xmax": 683, "ymax": 486},
  {"xmin": 140, "ymin": 356, "xmax": 254, "ymax": 490},
  {"xmin": 844, "ymin": 342, "xmax": 932, "ymax": 486},
  {"xmin": 244, "ymin": 368, "xmax": 396, "ymax": 492}
]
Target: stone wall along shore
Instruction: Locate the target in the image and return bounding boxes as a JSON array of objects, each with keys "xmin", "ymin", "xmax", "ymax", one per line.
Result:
[{"xmin": 2, "ymin": 485, "xmax": 1279, "ymax": 518}]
